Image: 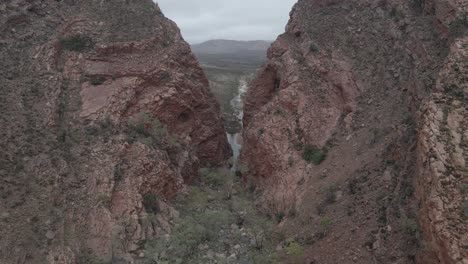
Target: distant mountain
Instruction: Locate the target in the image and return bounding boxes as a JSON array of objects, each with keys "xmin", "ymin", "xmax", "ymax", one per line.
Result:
[
  {"xmin": 191, "ymin": 40, "xmax": 271, "ymax": 70},
  {"xmin": 191, "ymin": 39, "xmax": 271, "ymax": 55}
]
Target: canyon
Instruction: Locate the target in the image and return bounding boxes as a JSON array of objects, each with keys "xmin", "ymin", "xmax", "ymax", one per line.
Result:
[
  {"xmin": 192, "ymin": 39, "xmax": 269, "ymax": 170},
  {"xmin": 0, "ymin": 0, "xmax": 466, "ymax": 264}
]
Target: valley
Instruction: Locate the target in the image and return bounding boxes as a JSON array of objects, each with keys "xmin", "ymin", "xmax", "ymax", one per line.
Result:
[
  {"xmin": 0, "ymin": 0, "xmax": 466, "ymax": 264},
  {"xmin": 193, "ymin": 40, "xmax": 269, "ymax": 169}
]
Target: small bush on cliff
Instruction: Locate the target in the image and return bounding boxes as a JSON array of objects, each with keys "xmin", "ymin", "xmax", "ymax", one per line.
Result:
[
  {"xmin": 284, "ymin": 240, "xmax": 304, "ymax": 263},
  {"xmin": 76, "ymin": 248, "xmax": 105, "ymax": 264},
  {"xmin": 142, "ymin": 193, "xmax": 159, "ymax": 214},
  {"xmin": 445, "ymin": 84, "xmax": 465, "ymax": 99},
  {"xmin": 450, "ymin": 15, "xmax": 468, "ymax": 37},
  {"xmin": 98, "ymin": 194, "xmax": 111, "ymax": 208},
  {"xmin": 389, "ymin": 7, "xmax": 403, "ymax": 19},
  {"xmin": 309, "ymin": 42, "xmax": 319, "ymax": 53},
  {"xmin": 113, "ymin": 162, "xmax": 124, "ymax": 183},
  {"xmin": 316, "ymin": 184, "xmax": 338, "ymax": 214},
  {"xmin": 462, "ymin": 201, "xmax": 468, "ymax": 220},
  {"xmin": 250, "ymin": 251, "xmax": 279, "ymax": 264},
  {"xmin": 401, "ymin": 218, "xmax": 418, "ymax": 236},
  {"xmin": 257, "ymin": 128, "xmax": 265, "ymax": 135},
  {"xmin": 316, "ymin": 217, "xmax": 333, "ymax": 239},
  {"xmin": 410, "ymin": 0, "xmax": 424, "ymax": 12},
  {"xmin": 159, "ymin": 71, "xmax": 171, "ymax": 81},
  {"xmin": 60, "ymin": 34, "xmax": 94, "ymax": 52},
  {"xmin": 320, "ymin": 217, "xmax": 332, "ymax": 230},
  {"xmin": 90, "ymin": 76, "xmax": 106, "ymax": 86},
  {"xmin": 302, "ymin": 145, "xmax": 326, "ymax": 165},
  {"xmin": 323, "ymin": 184, "xmax": 337, "ymax": 204},
  {"xmin": 127, "ymin": 113, "xmax": 168, "ymax": 146},
  {"xmin": 460, "ymin": 183, "xmax": 468, "ymax": 194}
]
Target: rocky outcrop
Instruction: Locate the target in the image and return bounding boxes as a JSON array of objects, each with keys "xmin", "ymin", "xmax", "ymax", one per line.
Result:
[
  {"xmin": 241, "ymin": 0, "xmax": 466, "ymax": 263},
  {"xmin": 416, "ymin": 37, "xmax": 467, "ymax": 264},
  {"xmin": 0, "ymin": 0, "xmax": 229, "ymax": 263}
]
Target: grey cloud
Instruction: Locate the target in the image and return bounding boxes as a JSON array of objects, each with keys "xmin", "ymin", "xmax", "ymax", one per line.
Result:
[{"xmin": 155, "ymin": 0, "xmax": 297, "ymax": 44}]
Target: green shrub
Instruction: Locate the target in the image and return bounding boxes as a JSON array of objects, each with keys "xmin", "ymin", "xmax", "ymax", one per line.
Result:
[
  {"xmin": 76, "ymin": 248, "xmax": 105, "ymax": 264},
  {"xmin": 159, "ymin": 216, "xmax": 209, "ymax": 258},
  {"xmin": 257, "ymin": 128, "xmax": 265, "ymax": 135},
  {"xmin": 316, "ymin": 216, "xmax": 333, "ymax": 238},
  {"xmin": 410, "ymin": 0, "xmax": 424, "ymax": 11},
  {"xmin": 142, "ymin": 193, "xmax": 159, "ymax": 214},
  {"xmin": 113, "ymin": 163, "xmax": 124, "ymax": 183},
  {"xmin": 140, "ymin": 166, "xmax": 279, "ymax": 263},
  {"xmin": 274, "ymin": 108, "xmax": 284, "ymax": 116},
  {"xmin": 320, "ymin": 216, "xmax": 332, "ymax": 229},
  {"xmin": 159, "ymin": 71, "xmax": 171, "ymax": 81},
  {"xmin": 197, "ymin": 210, "xmax": 234, "ymax": 241},
  {"xmin": 60, "ymin": 34, "xmax": 94, "ymax": 52},
  {"xmin": 98, "ymin": 117, "xmax": 113, "ymax": 130},
  {"xmin": 450, "ymin": 15, "xmax": 468, "ymax": 37},
  {"xmin": 389, "ymin": 7, "xmax": 401, "ymax": 18},
  {"xmin": 293, "ymin": 141, "xmax": 304, "ymax": 151},
  {"xmin": 84, "ymin": 125, "xmax": 99, "ymax": 136},
  {"xmin": 284, "ymin": 240, "xmax": 304, "ymax": 262},
  {"xmin": 302, "ymin": 145, "xmax": 326, "ymax": 165},
  {"xmin": 90, "ymin": 76, "xmax": 106, "ymax": 86},
  {"xmin": 250, "ymin": 251, "xmax": 279, "ymax": 264},
  {"xmin": 180, "ymin": 186, "xmax": 212, "ymax": 210},
  {"xmin": 275, "ymin": 212, "xmax": 285, "ymax": 223},
  {"xmin": 309, "ymin": 42, "xmax": 319, "ymax": 53},
  {"xmin": 445, "ymin": 84, "xmax": 465, "ymax": 99},
  {"xmin": 127, "ymin": 113, "xmax": 168, "ymax": 146},
  {"xmin": 459, "ymin": 183, "xmax": 468, "ymax": 194},
  {"xmin": 297, "ymin": 229, "xmax": 316, "ymax": 245},
  {"xmin": 143, "ymin": 210, "xmax": 234, "ymax": 261},
  {"xmin": 128, "ymin": 113, "xmax": 150, "ymax": 136},
  {"xmin": 168, "ymin": 136, "xmax": 179, "ymax": 146},
  {"xmin": 401, "ymin": 218, "xmax": 418, "ymax": 235},
  {"xmin": 199, "ymin": 167, "xmax": 230, "ymax": 187},
  {"xmin": 462, "ymin": 201, "xmax": 468, "ymax": 220},
  {"xmin": 323, "ymin": 184, "xmax": 337, "ymax": 204},
  {"xmin": 98, "ymin": 194, "xmax": 110, "ymax": 208},
  {"xmin": 347, "ymin": 178, "xmax": 358, "ymax": 195}
]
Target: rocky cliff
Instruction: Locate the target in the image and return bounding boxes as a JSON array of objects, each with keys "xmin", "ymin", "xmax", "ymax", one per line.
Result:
[
  {"xmin": 0, "ymin": 0, "xmax": 230, "ymax": 263},
  {"xmin": 416, "ymin": 38, "xmax": 467, "ymax": 264},
  {"xmin": 241, "ymin": 0, "xmax": 467, "ymax": 263}
]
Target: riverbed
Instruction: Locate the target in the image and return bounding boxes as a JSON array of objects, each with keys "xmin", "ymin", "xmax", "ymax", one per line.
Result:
[{"xmin": 227, "ymin": 79, "xmax": 248, "ymax": 170}]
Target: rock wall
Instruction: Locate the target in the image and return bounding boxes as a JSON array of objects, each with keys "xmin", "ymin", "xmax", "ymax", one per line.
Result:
[
  {"xmin": 0, "ymin": 0, "xmax": 230, "ymax": 263},
  {"xmin": 241, "ymin": 0, "xmax": 466, "ymax": 263},
  {"xmin": 415, "ymin": 37, "xmax": 467, "ymax": 264}
]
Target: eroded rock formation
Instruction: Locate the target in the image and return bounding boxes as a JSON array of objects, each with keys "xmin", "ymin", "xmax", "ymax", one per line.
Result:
[
  {"xmin": 0, "ymin": 0, "xmax": 229, "ymax": 263},
  {"xmin": 241, "ymin": 0, "xmax": 466, "ymax": 263},
  {"xmin": 416, "ymin": 38, "xmax": 467, "ymax": 264}
]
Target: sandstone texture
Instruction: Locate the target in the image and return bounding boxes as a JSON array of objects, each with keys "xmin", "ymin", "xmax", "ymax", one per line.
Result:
[
  {"xmin": 0, "ymin": 0, "xmax": 229, "ymax": 263},
  {"xmin": 241, "ymin": 0, "xmax": 467, "ymax": 263}
]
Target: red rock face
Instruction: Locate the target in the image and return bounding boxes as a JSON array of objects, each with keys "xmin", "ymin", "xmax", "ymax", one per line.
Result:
[
  {"xmin": 0, "ymin": 0, "xmax": 229, "ymax": 263},
  {"xmin": 241, "ymin": 0, "xmax": 466, "ymax": 263},
  {"xmin": 415, "ymin": 37, "xmax": 467, "ymax": 264},
  {"xmin": 57, "ymin": 14, "xmax": 230, "ymax": 169}
]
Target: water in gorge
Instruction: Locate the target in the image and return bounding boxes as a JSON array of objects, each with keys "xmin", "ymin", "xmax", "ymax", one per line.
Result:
[{"xmin": 226, "ymin": 79, "xmax": 248, "ymax": 171}]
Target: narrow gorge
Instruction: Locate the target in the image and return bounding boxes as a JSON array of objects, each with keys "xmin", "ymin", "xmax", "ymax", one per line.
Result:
[
  {"xmin": 226, "ymin": 78, "xmax": 248, "ymax": 171},
  {"xmin": 0, "ymin": 0, "xmax": 466, "ymax": 264}
]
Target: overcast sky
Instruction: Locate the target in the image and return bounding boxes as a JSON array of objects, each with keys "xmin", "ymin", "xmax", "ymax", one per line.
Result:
[{"xmin": 155, "ymin": 0, "xmax": 297, "ymax": 44}]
